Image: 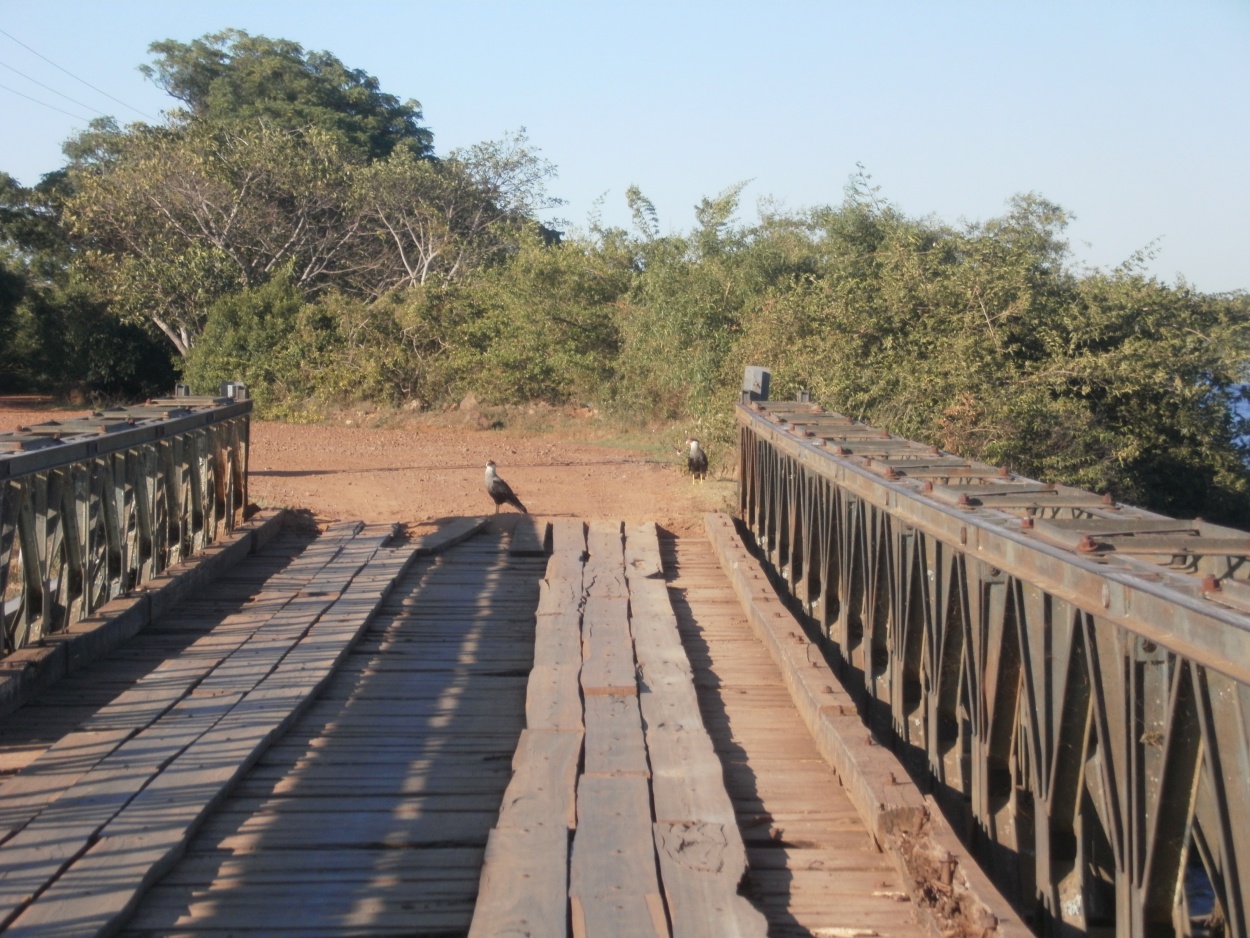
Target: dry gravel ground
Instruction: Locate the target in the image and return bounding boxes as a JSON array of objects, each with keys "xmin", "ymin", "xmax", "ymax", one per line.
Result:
[{"xmin": 0, "ymin": 397, "xmax": 735, "ymax": 535}]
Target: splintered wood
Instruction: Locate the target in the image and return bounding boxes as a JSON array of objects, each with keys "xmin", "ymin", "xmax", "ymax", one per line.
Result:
[{"xmin": 471, "ymin": 520, "xmax": 766, "ymax": 938}]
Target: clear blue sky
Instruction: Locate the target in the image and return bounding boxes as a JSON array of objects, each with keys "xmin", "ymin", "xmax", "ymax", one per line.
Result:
[{"xmin": 1, "ymin": 1, "xmax": 1247, "ymax": 292}]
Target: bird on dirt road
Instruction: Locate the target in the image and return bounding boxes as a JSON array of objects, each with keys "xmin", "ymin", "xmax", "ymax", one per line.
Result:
[
  {"xmin": 684, "ymin": 438, "xmax": 708, "ymax": 483},
  {"xmin": 484, "ymin": 460, "xmax": 527, "ymax": 514}
]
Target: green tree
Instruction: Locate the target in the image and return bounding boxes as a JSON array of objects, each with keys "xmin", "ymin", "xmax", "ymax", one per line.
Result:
[
  {"xmin": 140, "ymin": 29, "xmax": 432, "ymax": 161},
  {"xmin": 0, "ymin": 172, "xmax": 176, "ymax": 397}
]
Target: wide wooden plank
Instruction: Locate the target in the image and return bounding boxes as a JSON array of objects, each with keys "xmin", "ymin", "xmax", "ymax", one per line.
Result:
[
  {"xmin": 508, "ymin": 516, "xmax": 550, "ymax": 556},
  {"xmin": 624, "ymin": 522, "xmax": 665, "ymax": 581},
  {"xmin": 570, "ymin": 775, "xmax": 666, "ymax": 936},
  {"xmin": 526, "ymin": 663, "xmax": 584, "ymax": 732},
  {"xmin": 580, "ymin": 596, "xmax": 636, "ymax": 696},
  {"xmin": 583, "ymin": 694, "xmax": 649, "ymax": 778},
  {"xmin": 551, "ymin": 519, "xmax": 587, "ymax": 560},
  {"xmin": 653, "ymin": 821, "xmax": 767, "ymax": 938},
  {"xmin": 497, "ymin": 729, "xmax": 583, "ymax": 831},
  {"xmin": 470, "ymin": 825, "xmax": 569, "ymax": 938},
  {"xmin": 584, "ymin": 520, "xmax": 627, "ymax": 599}
]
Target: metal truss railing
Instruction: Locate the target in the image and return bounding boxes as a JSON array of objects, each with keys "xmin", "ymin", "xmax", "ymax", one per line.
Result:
[
  {"xmin": 737, "ymin": 386, "xmax": 1248, "ymax": 938},
  {"xmin": 0, "ymin": 389, "xmax": 250, "ymax": 655}
]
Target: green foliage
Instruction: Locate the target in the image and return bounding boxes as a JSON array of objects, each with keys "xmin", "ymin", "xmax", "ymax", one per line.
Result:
[
  {"xmin": 0, "ymin": 172, "xmax": 176, "ymax": 398},
  {"xmin": 181, "ymin": 273, "xmax": 305, "ymax": 409},
  {"xmin": 141, "ymin": 30, "xmax": 432, "ymax": 160},
  {"xmin": 451, "ymin": 232, "xmax": 630, "ymax": 403}
]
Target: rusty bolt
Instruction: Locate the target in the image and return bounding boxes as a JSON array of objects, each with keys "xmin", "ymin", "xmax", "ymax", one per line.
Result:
[
  {"xmin": 1202, "ymin": 574, "xmax": 1222, "ymax": 593},
  {"xmin": 1102, "ymin": 492, "xmax": 1115, "ymax": 505},
  {"xmin": 750, "ymin": 402, "xmax": 762, "ymax": 412},
  {"xmin": 921, "ymin": 481, "xmax": 934, "ymax": 494},
  {"xmin": 864, "ymin": 457, "xmax": 873, "ymax": 466},
  {"xmin": 1020, "ymin": 517, "xmax": 1034, "ymax": 530},
  {"xmin": 1076, "ymin": 534, "xmax": 1099, "ymax": 552},
  {"xmin": 957, "ymin": 494, "xmax": 972, "ymax": 508},
  {"xmin": 996, "ymin": 466, "xmax": 1010, "ymax": 477},
  {"xmin": 831, "ymin": 445, "xmax": 846, "ymax": 455},
  {"xmin": 884, "ymin": 467, "xmax": 898, "ymax": 480}
]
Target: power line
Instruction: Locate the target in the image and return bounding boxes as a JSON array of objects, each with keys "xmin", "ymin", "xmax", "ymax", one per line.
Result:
[
  {"xmin": 0, "ymin": 27, "xmax": 155, "ymax": 120},
  {"xmin": 0, "ymin": 80, "xmax": 92, "ymax": 121},
  {"xmin": 0, "ymin": 60, "xmax": 109, "ymax": 117}
]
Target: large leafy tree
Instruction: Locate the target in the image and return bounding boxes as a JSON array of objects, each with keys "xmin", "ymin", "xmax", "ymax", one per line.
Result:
[
  {"xmin": 62, "ymin": 33, "xmax": 558, "ymax": 355},
  {"xmin": 140, "ymin": 30, "xmax": 432, "ymax": 161},
  {"xmin": 65, "ymin": 121, "xmax": 360, "ymax": 354}
]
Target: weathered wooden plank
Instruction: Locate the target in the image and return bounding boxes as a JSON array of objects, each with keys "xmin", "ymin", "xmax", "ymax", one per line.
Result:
[
  {"xmin": 470, "ymin": 825, "xmax": 569, "ymax": 938},
  {"xmin": 509, "ymin": 516, "xmax": 550, "ymax": 556},
  {"xmin": 570, "ymin": 892, "xmax": 668, "ymax": 938},
  {"xmin": 624, "ymin": 521, "xmax": 664, "ymax": 581},
  {"xmin": 118, "ymin": 885, "xmax": 477, "ymax": 933},
  {"xmin": 411, "ymin": 516, "xmax": 486, "ymax": 555},
  {"xmin": 569, "ymin": 775, "xmax": 666, "ymax": 936},
  {"xmin": 196, "ymin": 808, "xmax": 499, "ymax": 850},
  {"xmin": 497, "ymin": 729, "xmax": 583, "ymax": 831},
  {"xmin": 162, "ymin": 846, "xmax": 485, "ymax": 883},
  {"xmin": 580, "ymin": 596, "xmax": 636, "ymax": 696},
  {"xmin": 585, "ymin": 520, "xmax": 627, "ymax": 599},
  {"xmin": 526, "ymin": 663, "xmax": 584, "ymax": 732},
  {"xmin": 533, "ymin": 609, "xmax": 584, "ymax": 669},
  {"xmin": 583, "ymin": 694, "xmax": 649, "ymax": 778},
  {"xmin": 550, "ymin": 519, "xmax": 586, "ymax": 560},
  {"xmin": 653, "ymin": 821, "xmax": 767, "ymax": 938}
]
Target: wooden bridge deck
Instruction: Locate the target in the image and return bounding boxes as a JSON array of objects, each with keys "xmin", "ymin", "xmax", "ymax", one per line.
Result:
[{"xmin": 0, "ymin": 514, "xmax": 928, "ymax": 937}]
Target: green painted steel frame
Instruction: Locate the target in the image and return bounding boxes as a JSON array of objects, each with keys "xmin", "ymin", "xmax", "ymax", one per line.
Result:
[
  {"xmin": 0, "ymin": 398, "xmax": 250, "ymax": 654},
  {"xmin": 738, "ymin": 398, "xmax": 1248, "ymax": 938}
]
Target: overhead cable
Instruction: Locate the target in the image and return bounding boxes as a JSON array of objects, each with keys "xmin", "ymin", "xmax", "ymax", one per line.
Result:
[
  {"xmin": 0, "ymin": 27, "xmax": 155, "ymax": 120},
  {"xmin": 0, "ymin": 80, "xmax": 92, "ymax": 121},
  {"xmin": 0, "ymin": 60, "xmax": 109, "ymax": 116}
]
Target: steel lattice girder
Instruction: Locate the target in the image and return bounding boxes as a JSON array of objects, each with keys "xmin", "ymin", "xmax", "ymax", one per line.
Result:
[
  {"xmin": 0, "ymin": 397, "xmax": 250, "ymax": 655},
  {"xmin": 738, "ymin": 398, "xmax": 1248, "ymax": 938}
]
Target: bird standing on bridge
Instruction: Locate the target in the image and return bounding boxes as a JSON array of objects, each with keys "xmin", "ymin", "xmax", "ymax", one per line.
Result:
[
  {"xmin": 483, "ymin": 460, "xmax": 527, "ymax": 514},
  {"xmin": 684, "ymin": 438, "xmax": 708, "ymax": 483}
]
